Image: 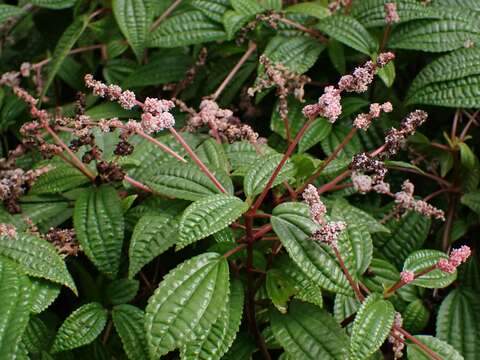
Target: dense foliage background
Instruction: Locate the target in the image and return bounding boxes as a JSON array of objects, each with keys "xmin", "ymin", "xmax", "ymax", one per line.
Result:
[{"xmin": 0, "ymin": 0, "xmax": 479, "ymax": 359}]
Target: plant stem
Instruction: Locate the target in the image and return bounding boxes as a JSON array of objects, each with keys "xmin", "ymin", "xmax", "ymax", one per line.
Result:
[
  {"xmin": 135, "ymin": 130, "xmax": 187, "ymax": 162},
  {"xmin": 33, "ymin": 44, "xmax": 104, "ymax": 70},
  {"xmin": 277, "ymin": 17, "xmax": 328, "ymax": 43},
  {"xmin": 317, "ymin": 170, "xmax": 351, "ymax": 195},
  {"xmin": 223, "ymin": 243, "xmax": 246, "ymax": 258},
  {"xmin": 396, "ymin": 327, "xmax": 443, "ymax": 360},
  {"xmin": 124, "ymin": 175, "xmax": 153, "ymax": 193},
  {"xmin": 387, "ymin": 165, "xmax": 451, "ymax": 187},
  {"xmin": 333, "ymin": 247, "xmax": 364, "ymax": 302},
  {"xmin": 150, "ymin": 0, "xmax": 182, "ymax": 31},
  {"xmin": 384, "ymin": 265, "xmax": 436, "ymax": 298}
]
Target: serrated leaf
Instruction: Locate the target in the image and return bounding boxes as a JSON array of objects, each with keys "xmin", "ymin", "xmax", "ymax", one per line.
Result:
[
  {"xmin": 317, "ymin": 15, "xmax": 378, "ymax": 55},
  {"xmin": 145, "ymin": 253, "xmax": 229, "ymax": 357},
  {"xmin": 181, "ymin": 279, "xmax": 244, "ymax": 360},
  {"xmin": 0, "ymin": 233, "xmax": 77, "ymax": 294},
  {"xmin": 230, "ymin": 0, "xmax": 263, "ymax": 15},
  {"xmin": 321, "ymin": 124, "xmax": 363, "ymax": 158},
  {"xmin": 403, "ymin": 249, "xmax": 457, "ymax": 288},
  {"xmin": 30, "ymin": 278, "xmax": 61, "ymax": 314},
  {"xmin": 41, "ymin": 16, "xmax": 89, "ymax": 99},
  {"xmin": 271, "ymin": 202, "xmax": 352, "ymax": 295},
  {"xmin": 349, "ymin": 294, "xmax": 395, "ymax": 360},
  {"xmin": 407, "ymin": 335, "xmax": 463, "ymax": 360},
  {"xmin": 0, "ymin": 5, "xmax": 24, "ymax": 25},
  {"xmin": 178, "ymin": 194, "xmax": 248, "ymax": 249},
  {"xmin": 286, "ymin": 2, "xmax": 329, "ymax": 19},
  {"xmin": 21, "ymin": 201, "xmax": 72, "ymax": 233},
  {"xmin": 149, "ymin": 10, "xmax": 226, "ymax": 47},
  {"xmin": 222, "ymin": 10, "xmax": 251, "ymax": 39},
  {"xmin": 192, "ymin": 0, "xmax": 231, "ymax": 23},
  {"xmin": 51, "ymin": 302, "xmax": 108, "ymax": 353},
  {"xmin": 128, "ymin": 214, "xmax": 178, "ymax": 278},
  {"xmin": 224, "ymin": 141, "xmax": 275, "ymax": 172},
  {"xmin": 403, "ymin": 299, "xmax": 430, "ymax": 334},
  {"xmin": 270, "ymin": 300, "xmax": 349, "ymax": 359},
  {"xmin": 461, "ymin": 190, "xmax": 480, "ymax": 215},
  {"xmin": 244, "ymin": 154, "xmax": 296, "ymax": 198},
  {"xmin": 197, "ymin": 138, "xmax": 230, "ymax": 171},
  {"xmin": 106, "ymin": 279, "xmax": 139, "ymax": 305},
  {"xmin": 0, "ymin": 258, "xmax": 32, "ymax": 359},
  {"xmin": 331, "ymin": 198, "xmax": 389, "ymax": 234},
  {"xmin": 29, "ymin": 0, "xmax": 76, "ymax": 9},
  {"xmin": 112, "ymin": 0, "xmax": 152, "ymax": 61},
  {"xmin": 29, "ymin": 164, "xmax": 89, "ymax": 195},
  {"xmin": 266, "ymin": 269, "xmax": 296, "ymax": 313},
  {"xmin": 112, "ymin": 304, "xmax": 149, "ymax": 360},
  {"xmin": 338, "ymin": 224, "xmax": 373, "ymax": 278},
  {"xmin": 73, "ymin": 185, "xmax": 125, "ymax": 278},
  {"xmin": 334, "ymin": 294, "xmax": 359, "ymax": 326},
  {"xmin": 222, "ymin": 332, "xmax": 256, "ymax": 360},
  {"xmin": 147, "ymin": 162, "xmax": 233, "ymax": 201}
]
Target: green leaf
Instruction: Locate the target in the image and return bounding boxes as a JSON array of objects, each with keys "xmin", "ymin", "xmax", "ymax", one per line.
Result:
[
  {"xmin": 244, "ymin": 154, "xmax": 296, "ymax": 198},
  {"xmin": 437, "ymin": 288, "xmax": 480, "ymax": 359},
  {"xmin": 407, "ymin": 335, "xmax": 463, "ymax": 360},
  {"xmin": 192, "ymin": 0, "xmax": 231, "ymax": 23},
  {"xmin": 112, "ymin": 304, "xmax": 149, "ymax": 360},
  {"xmin": 21, "ymin": 201, "xmax": 72, "ymax": 233},
  {"xmin": 222, "ymin": 332, "xmax": 256, "ymax": 360},
  {"xmin": 41, "ymin": 16, "xmax": 89, "ymax": 99},
  {"xmin": 0, "ymin": 5, "xmax": 24, "ymax": 25},
  {"xmin": 22, "ymin": 316, "xmax": 54, "ymax": 355},
  {"xmin": 51, "ymin": 302, "xmax": 108, "ymax": 353},
  {"xmin": 286, "ymin": 2, "xmax": 329, "ymax": 19},
  {"xmin": 316, "ymin": 15, "xmax": 378, "ymax": 55},
  {"xmin": 30, "ymin": 278, "xmax": 61, "ymax": 314},
  {"xmin": 321, "ymin": 124, "xmax": 363, "ymax": 158},
  {"xmin": 222, "ymin": 10, "xmax": 251, "ymax": 39},
  {"xmin": 461, "ymin": 190, "xmax": 480, "ymax": 215},
  {"xmin": 147, "ymin": 162, "xmax": 233, "ymax": 201},
  {"xmin": 266, "ymin": 269, "xmax": 296, "ymax": 313},
  {"xmin": 128, "ymin": 214, "xmax": 178, "ymax": 278},
  {"xmin": 178, "ymin": 194, "xmax": 248, "ymax": 249},
  {"xmin": 0, "ymin": 233, "xmax": 77, "ymax": 294},
  {"xmin": 377, "ymin": 60, "xmax": 395, "ymax": 88},
  {"xmin": 29, "ymin": 164, "xmax": 89, "ymax": 195},
  {"xmin": 334, "ymin": 294, "xmax": 359, "ymax": 327},
  {"xmin": 181, "ymin": 279, "xmax": 244, "ymax": 360},
  {"xmin": 73, "ymin": 185, "xmax": 125, "ymax": 278},
  {"xmin": 106, "ymin": 279, "xmax": 139, "ymax": 305},
  {"xmin": 300, "ymin": 119, "xmax": 332, "ymax": 153},
  {"xmin": 230, "ymin": 0, "xmax": 263, "ymax": 14},
  {"xmin": 149, "ymin": 10, "xmax": 226, "ymax": 47},
  {"xmin": 28, "ymin": 0, "xmax": 76, "ymax": 9},
  {"xmin": 403, "ymin": 299, "xmax": 430, "ymax": 334},
  {"xmin": 0, "ymin": 258, "xmax": 32, "ymax": 359},
  {"xmin": 327, "ymin": 39, "xmax": 346, "ymax": 75},
  {"xmin": 271, "ymin": 202, "xmax": 352, "ymax": 295},
  {"xmin": 403, "ymin": 249, "xmax": 456, "ymax": 288},
  {"xmin": 459, "ymin": 142, "xmax": 476, "ymax": 169},
  {"xmin": 349, "ymin": 294, "xmax": 395, "ymax": 360},
  {"xmin": 112, "ymin": 0, "xmax": 152, "ymax": 61},
  {"xmin": 145, "ymin": 253, "xmax": 229, "ymax": 358},
  {"xmin": 197, "ymin": 138, "xmax": 231, "ymax": 172},
  {"xmin": 270, "ymin": 300, "xmax": 349, "ymax": 359},
  {"xmin": 338, "ymin": 224, "xmax": 373, "ymax": 278}
]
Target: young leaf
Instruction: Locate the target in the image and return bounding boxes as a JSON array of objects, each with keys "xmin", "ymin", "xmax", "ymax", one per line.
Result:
[
  {"xmin": 105, "ymin": 279, "xmax": 139, "ymax": 305},
  {"xmin": 112, "ymin": 304, "xmax": 149, "ymax": 360},
  {"xmin": 112, "ymin": 0, "xmax": 153, "ymax": 61},
  {"xmin": 73, "ymin": 185, "xmax": 125, "ymax": 278},
  {"xmin": 349, "ymin": 294, "xmax": 395, "ymax": 360},
  {"xmin": 403, "ymin": 249, "xmax": 457, "ymax": 288},
  {"xmin": 459, "ymin": 142, "xmax": 476, "ymax": 169},
  {"xmin": 177, "ymin": 194, "xmax": 248, "ymax": 249},
  {"xmin": 0, "ymin": 258, "xmax": 32, "ymax": 359},
  {"xmin": 270, "ymin": 300, "xmax": 349, "ymax": 359},
  {"xmin": 145, "ymin": 253, "xmax": 229, "ymax": 358},
  {"xmin": 128, "ymin": 214, "xmax": 178, "ymax": 278},
  {"xmin": 0, "ymin": 233, "xmax": 77, "ymax": 294},
  {"xmin": 51, "ymin": 302, "xmax": 108, "ymax": 353},
  {"xmin": 407, "ymin": 335, "xmax": 463, "ymax": 360}
]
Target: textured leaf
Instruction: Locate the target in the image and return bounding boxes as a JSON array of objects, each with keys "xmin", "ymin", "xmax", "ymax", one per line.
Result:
[
  {"xmin": 30, "ymin": 164, "xmax": 89, "ymax": 195},
  {"xmin": 436, "ymin": 0, "xmax": 480, "ymax": 11},
  {"xmin": 51, "ymin": 302, "xmax": 108, "ymax": 353},
  {"xmin": 128, "ymin": 214, "xmax": 178, "ymax": 278},
  {"xmin": 403, "ymin": 299, "xmax": 430, "ymax": 334},
  {"xmin": 349, "ymin": 294, "xmax": 395, "ymax": 360},
  {"xmin": 403, "ymin": 249, "xmax": 456, "ymax": 288},
  {"xmin": 461, "ymin": 190, "xmax": 480, "ymax": 215},
  {"xmin": 196, "ymin": 138, "xmax": 230, "ymax": 172},
  {"xmin": 270, "ymin": 300, "xmax": 349, "ymax": 359},
  {"xmin": 178, "ymin": 195, "xmax": 248, "ymax": 249},
  {"xmin": 230, "ymin": 0, "xmax": 263, "ymax": 15},
  {"xmin": 41, "ymin": 16, "xmax": 89, "ymax": 98},
  {"xmin": 0, "ymin": 233, "xmax": 77, "ymax": 294},
  {"xmin": 337, "ymin": 224, "xmax": 373, "ymax": 278},
  {"xmin": 0, "ymin": 258, "xmax": 32, "ymax": 359},
  {"xmin": 181, "ymin": 279, "xmax": 244, "ymax": 360},
  {"xmin": 21, "ymin": 201, "xmax": 72, "ymax": 233},
  {"xmin": 266, "ymin": 269, "xmax": 296, "ymax": 313},
  {"xmin": 436, "ymin": 288, "xmax": 480, "ymax": 359},
  {"xmin": 22, "ymin": 316, "xmax": 54, "ymax": 355},
  {"xmin": 112, "ymin": 0, "xmax": 152, "ymax": 60},
  {"xmin": 407, "ymin": 335, "xmax": 463, "ymax": 360},
  {"xmin": 30, "ymin": 278, "xmax": 61, "ymax": 314},
  {"xmin": 0, "ymin": 5, "xmax": 24, "ymax": 25},
  {"xmin": 28, "ymin": 0, "xmax": 76, "ymax": 9},
  {"xmin": 459, "ymin": 142, "xmax": 476, "ymax": 169},
  {"xmin": 112, "ymin": 304, "xmax": 149, "ymax": 360},
  {"xmin": 73, "ymin": 185, "xmax": 125, "ymax": 278},
  {"xmin": 244, "ymin": 154, "xmax": 296, "ymax": 198},
  {"xmin": 271, "ymin": 202, "xmax": 352, "ymax": 295},
  {"xmin": 222, "ymin": 10, "xmax": 251, "ymax": 39},
  {"xmin": 321, "ymin": 124, "xmax": 363, "ymax": 158},
  {"xmin": 299, "ymin": 118, "xmax": 332, "ymax": 153},
  {"xmin": 286, "ymin": 2, "xmax": 329, "ymax": 19},
  {"xmin": 145, "ymin": 253, "xmax": 229, "ymax": 357},
  {"xmin": 147, "ymin": 162, "xmax": 233, "ymax": 201},
  {"xmin": 192, "ymin": 0, "xmax": 231, "ymax": 23},
  {"xmin": 317, "ymin": 15, "xmax": 378, "ymax": 55},
  {"xmin": 222, "ymin": 332, "xmax": 256, "ymax": 360},
  {"xmin": 106, "ymin": 279, "xmax": 139, "ymax": 305},
  {"xmin": 334, "ymin": 294, "xmax": 359, "ymax": 326},
  {"xmin": 149, "ymin": 10, "xmax": 226, "ymax": 47}
]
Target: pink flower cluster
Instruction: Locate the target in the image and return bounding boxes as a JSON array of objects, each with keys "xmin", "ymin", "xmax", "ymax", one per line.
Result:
[
  {"xmin": 85, "ymin": 74, "xmax": 137, "ymax": 110},
  {"xmin": 312, "ymin": 221, "xmax": 346, "ymax": 248},
  {"xmin": 384, "ymin": 110, "xmax": 428, "ymax": 156},
  {"xmin": 140, "ymin": 97, "xmax": 175, "ymax": 133},
  {"xmin": 437, "ymin": 245, "xmax": 471, "ymax": 273},
  {"xmin": 400, "ymin": 270, "xmax": 415, "ymax": 284},
  {"xmin": 385, "ymin": 3, "xmax": 400, "ymax": 24},
  {"xmin": 388, "ymin": 312, "xmax": 405, "ymax": 359},
  {"xmin": 302, "ymin": 184, "xmax": 327, "ymax": 224},
  {"xmin": 353, "ymin": 102, "xmax": 393, "ymax": 130},
  {"xmin": 394, "ymin": 180, "xmax": 445, "ymax": 220},
  {"xmin": 0, "ymin": 223, "xmax": 16, "ymax": 238},
  {"xmin": 302, "ymin": 53, "xmax": 395, "ymax": 123}
]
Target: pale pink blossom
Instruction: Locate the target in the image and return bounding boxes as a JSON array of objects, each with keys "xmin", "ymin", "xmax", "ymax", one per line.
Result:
[
  {"xmin": 388, "ymin": 312, "xmax": 405, "ymax": 359},
  {"xmin": 385, "ymin": 3, "xmax": 400, "ymax": 24},
  {"xmin": 312, "ymin": 221, "xmax": 346, "ymax": 248},
  {"xmin": 437, "ymin": 258, "xmax": 456, "ymax": 273},
  {"xmin": 118, "ymin": 90, "xmax": 136, "ymax": 110},
  {"xmin": 302, "ymin": 184, "xmax": 326, "ymax": 224},
  {"xmin": 400, "ymin": 270, "xmax": 415, "ymax": 284},
  {"xmin": 351, "ymin": 172, "xmax": 373, "ymax": 193},
  {"xmin": 0, "ymin": 223, "xmax": 16, "ymax": 238}
]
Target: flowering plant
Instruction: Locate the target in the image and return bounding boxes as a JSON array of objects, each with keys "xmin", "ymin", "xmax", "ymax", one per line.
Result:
[{"xmin": 0, "ymin": 0, "xmax": 479, "ymax": 359}]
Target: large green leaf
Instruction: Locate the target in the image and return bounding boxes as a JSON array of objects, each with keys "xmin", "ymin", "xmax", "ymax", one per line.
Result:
[
  {"xmin": 271, "ymin": 202, "xmax": 352, "ymax": 295},
  {"xmin": 147, "ymin": 162, "xmax": 233, "ymax": 201},
  {"xmin": 403, "ymin": 249, "xmax": 456, "ymax": 289},
  {"xmin": 266, "ymin": 269, "xmax": 296, "ymax": 313},
  {"xmin": 191, "ymin": 0, "xmax": 231, "ymax": 23},
  {"xmin": 73, "ymin": 185, "xmax": 125, "ymax": 278},
  {"xmin": 244, "ymin": 153, "xmax": 296, "ymax": 198},
  {"xmin": 51, "ymin": 302, "xmax": 108, "ymax": 353},
  {"xmin": 21, "ymin": 201, "xmax": 72, "ymax": 233},
  {"xmin": 105, "ymin": 279, "xmax": 139, "ymax": 305},
  {"xmin": 0, "ymin": 5, "xmax": 24, "ymax": 25},
  {"xmin": 270, "ymin": 301, "xmax": 349, "ymax": 359},
  {"xmin": 196, "ymin": 138, "xmax": 231, "ymax": 172},
  {"xmin": 436, "ymin": 288, "xmax": 480, "ymax": 359},
  {"xmin": 337, "ymin": 224, "xmax": 373, "ymax": 278},
  {"xmin": 407, "ymin": 335, "xmax": 463, "ymax": 360},
  {"xmin": 112, "ymin": 305, "xmax": 149, "ymax": 360},
  {"xmin": 113, "ymin": 0, "xmax": 153, "ymax": 61},
  {"xmin": 181, "ymin": 279, "xmax": 244, "ymax": 360},
  {"xmin": 349, "ymin": 294, "xmax": 395, "ymax": 360},
  {"xmin": 0, "ymin": 233, "xmax": 77, "ymax": 294},
  {"xmin": 145, "ymin": 253, "xmax": 229, "ymax": 358},
  {"xmin": 128, "ymin": 214, "xmax": 178, "ymax": 278},
  {"xmin": 298, "ymin": 119, "xmax": 332, "ymax": 153},
  {"xmin": 29, "ymin": 164, "xmax": 90, "ymax": 195},
  {"xmin": 316, "ymin": 15, "xmax": 378, "ymax": 55},
  {"xmin": 286, "ymin": 2, "xmax": 329, "ymax": 19},
  {"xmin": 0, "ymin": 258, "xmax": 32, "ymax": 359},
  {"xmin": 321, "ymin": 124, "xmax": 363, "ymax": 158},
  {"xmin": 41, "ymin": 15, "xmax": 90, "ymax": 98},
  {"xmin": 148, "ymin": 10, "xmax": 226, "ymax": 47},
  {"xmin": 224, "ymin": 141, "xmax": 275, "ymax": 173},
  {"xmin": 177, "ymin": 194, "xmax": 248, "ymax": 249}
]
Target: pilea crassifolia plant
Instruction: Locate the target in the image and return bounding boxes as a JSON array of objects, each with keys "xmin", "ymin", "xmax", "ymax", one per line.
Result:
[{"xmin": 0, "ymin": 0, "xmax": 479, "ymax": 359}]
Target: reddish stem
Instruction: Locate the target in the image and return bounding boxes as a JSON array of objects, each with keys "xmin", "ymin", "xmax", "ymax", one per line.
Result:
[
  {"xmin": 333, "ymin": 247, "xmax": 364, "ymax": 302},
  {"xmin": 317, "ymin": 170, "xmax": 351, "ymax": 195},
  {"xmin": 135, "ymin": 130, "xmax": 187, "ymax": 162},
  {"xmin": 277, "ymin": 17, "xmax": 328, "ymax": 43},
  {"xmin": 223, "ymin": 243, "xmax": 246, "ymax": 258},
  {"xmin": 396, "ymin": 327, "xmax": 443, "ymax": 360},
  {"xmin": 384, "ymin": 265, "xmax": 436, "ymax": 298},
  {"xmin": 124, "ymin": 175, "xmax": 153, "ymax": 193}
]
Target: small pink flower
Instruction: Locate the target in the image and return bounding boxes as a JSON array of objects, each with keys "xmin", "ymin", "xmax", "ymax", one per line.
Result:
[
  {"xmin": 437, "ymin": 258, "xmax": 456, "ymax": 273},
  {"xmin": 376, "ymin": 52, "xmax": 396, "ymax": 67},
  {"xmin": 317, "ymin": 86, "xmax": 342, "ymax": 123},
  {"xmin": 312, "ymin": 221, "xmax": 346, "ymax": 248},
  {"xmin": 449, "ymin": 245, "xmax": 471, "ymax": 267},
  {"xmin": 382, "ymin": 101, "xmax": 393, "ymax": 113},
  {"xmin": 118, "ymin": 90, "xmax": 136, "ymax": 109},
  {"xmin": 302, "ymin": 184, "xmax": 326, "ymax": 224},
  {"xmin": 20, "ymin": 62, "xmax": 31, "ymax": 77},
  {"xmin": 385, "ymin": 3, "xmax": 400, "ymax": 24},
  {"xmin": 0, "ymin": 223, "xmax": 17, "ymax": 238},
  {"xmin": 351, "ymin": 172, "xmax": 373, "ymax": 193},
  {"xmin": 400, "ymin": 270, "xmax": 415, "ymax": 284}
]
